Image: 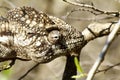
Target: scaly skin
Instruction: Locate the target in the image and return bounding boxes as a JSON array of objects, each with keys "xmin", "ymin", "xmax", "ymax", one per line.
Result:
[{"xmin": 0, "ymin": 6, "xmax": 86, "ymax": 63}]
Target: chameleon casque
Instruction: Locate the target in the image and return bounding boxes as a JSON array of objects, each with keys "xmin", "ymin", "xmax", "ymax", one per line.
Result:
[{"xmin": 0, "ymin": 6, "xmax": 86, "ymax": 65}]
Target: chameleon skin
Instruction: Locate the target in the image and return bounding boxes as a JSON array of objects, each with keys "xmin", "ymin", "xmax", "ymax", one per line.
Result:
[{"xmin": 0, "ymin": 6, "xmax": 86, "ymax": 63}]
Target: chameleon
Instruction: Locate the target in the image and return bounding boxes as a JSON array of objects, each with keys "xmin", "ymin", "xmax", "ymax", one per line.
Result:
[{"xmin": 0, "ymin": 6, "xmax": 86, "ymax": 69}]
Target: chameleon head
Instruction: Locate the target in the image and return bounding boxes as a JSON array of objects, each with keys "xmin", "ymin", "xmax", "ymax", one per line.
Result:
[
  {"xmin": 30, "ymin": 28, "xmax": 68, "ymax": 63},
  {"xmin": 30, "ymin": 24, "xmax": 84, "ymax": 63}
]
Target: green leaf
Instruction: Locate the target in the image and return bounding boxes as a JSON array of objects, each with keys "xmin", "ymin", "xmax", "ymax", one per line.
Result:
[
  {"xmin": 72, "ymin": 57, "xmax": 87, "ymax": 79},
  {"xmin": 0, "ymin": 62, "xmax": 12, "ymax": 80},
  {"xmin": 74, "ymin": 57, "xmax": 84, "ymax": 73}
]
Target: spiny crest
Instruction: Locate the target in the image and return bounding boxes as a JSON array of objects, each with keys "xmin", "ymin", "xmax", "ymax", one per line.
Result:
[{"xmin": 6, "ymin": 6, "xmax": 55, "ymax": 28}]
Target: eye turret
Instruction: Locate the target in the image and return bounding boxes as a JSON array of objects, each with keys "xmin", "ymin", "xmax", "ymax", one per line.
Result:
[{"xmin": 48, "ymin": 30, "xmax": 61, "ymax": 44}]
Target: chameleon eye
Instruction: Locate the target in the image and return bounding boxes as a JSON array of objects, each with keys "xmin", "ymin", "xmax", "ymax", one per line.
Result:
[{"xmin": 48, "ymin": 30, "xmax": 61, "ymax": 44}]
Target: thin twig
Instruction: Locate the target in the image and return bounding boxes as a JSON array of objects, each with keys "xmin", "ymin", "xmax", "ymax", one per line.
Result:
[
  {"xmin": 64, "ymin": 8, "xmax": 119, "ymax": 21},
  {"xmin": 18, "ymin": 63, "xmax": 40, "ymax": 80},
  {"xmin": 86, "ymin": 19, "xmax": 120, "ymax": 80},
  {"xmin": 63, "ymin": 0, "xmax": 120, "ymax": 17},
  {"xmin": 96, "ymin": 62, "xmax": 120, "ymax": 73}
]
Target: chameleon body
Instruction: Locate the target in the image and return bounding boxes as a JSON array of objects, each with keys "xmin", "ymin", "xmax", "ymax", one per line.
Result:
[{"xmin": 0, "ymin": 6, "xmax": 85, "ymax": 63}]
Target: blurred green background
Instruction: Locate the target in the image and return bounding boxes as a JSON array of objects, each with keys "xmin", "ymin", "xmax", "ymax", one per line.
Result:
[{"xmin": 0, "ymin": 0, "xmax": 120, "ymax": 80}]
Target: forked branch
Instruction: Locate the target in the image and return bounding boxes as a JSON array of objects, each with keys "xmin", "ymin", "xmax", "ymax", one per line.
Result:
[
  {"xmin": 63, "ymin": 0, "xmax": 120, "ymax": 17},
  {"xmin": 86, "ymin": 19, "xmax": 120, "ymax": 80}
]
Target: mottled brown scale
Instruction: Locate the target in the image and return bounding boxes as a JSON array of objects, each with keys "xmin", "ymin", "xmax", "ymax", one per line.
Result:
[{"xmin": 0, "ymin": 6, "xmax": 85, "ymax": 63}]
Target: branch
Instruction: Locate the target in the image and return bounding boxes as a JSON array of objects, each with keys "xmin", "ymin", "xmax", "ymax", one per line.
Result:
[
  {"xmin": 82, "ymin": 22, "xmax": 119, "ymax": 42},
  {"xmin": 86, "ymin": 19, "xmax": 120, "ymax": 80},
  {"xmin": 64, "ymin": 8, "xmax": 119, "ymax": 22},
  {"xmin": 63, "ymin": 0, "xmax": 120, "ymax": 22},
  {"xmin": 96, "ymin": 62, "xmax": 120, "ymax": 73},
  {"xmin": 63, "ymin": 0, "xmax": 120, "ymax": 17}
]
